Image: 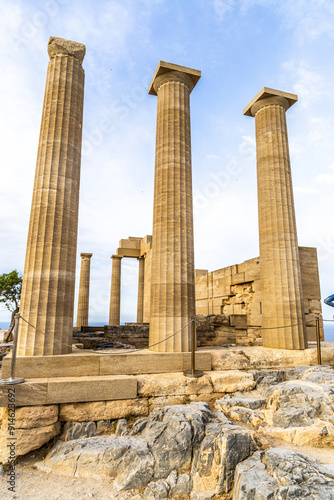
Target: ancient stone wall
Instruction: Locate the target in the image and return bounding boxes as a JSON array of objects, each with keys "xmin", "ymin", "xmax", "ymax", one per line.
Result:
[{"xmin": 195, "ymin": 246, "xmax": 323, "ymax": 345}]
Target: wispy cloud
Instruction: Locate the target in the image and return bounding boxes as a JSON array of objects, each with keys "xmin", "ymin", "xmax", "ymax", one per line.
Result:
[{"xmin": 281, "ymin": 60, "xmax": 324, "ymax": 108}]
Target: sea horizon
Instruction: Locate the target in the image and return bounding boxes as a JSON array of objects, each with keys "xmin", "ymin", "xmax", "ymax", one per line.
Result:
[{"xmin": 1, "ymin": 320, "xmax": 334, "ymax": 342}]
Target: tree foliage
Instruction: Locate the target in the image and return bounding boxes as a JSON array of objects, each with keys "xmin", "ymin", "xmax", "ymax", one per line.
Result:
[{"xmin": 0, "ymin": 270, "xmax": 22, "ymax": 312}]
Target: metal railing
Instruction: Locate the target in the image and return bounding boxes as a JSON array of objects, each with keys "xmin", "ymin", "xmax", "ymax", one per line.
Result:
[{"xmin": 1, "ymin": 315, "xmax": 332, "ymax": 385}]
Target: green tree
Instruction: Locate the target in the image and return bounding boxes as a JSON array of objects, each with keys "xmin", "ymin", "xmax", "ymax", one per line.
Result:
[{"xmin": 0, "ymin": 270, "xmax": 22, "ymax": 342}]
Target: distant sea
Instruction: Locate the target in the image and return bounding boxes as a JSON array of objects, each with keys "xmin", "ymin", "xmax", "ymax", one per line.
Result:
[{"xmin": 1, "ymin": 320, "xmax": 334, "ymax": 341}]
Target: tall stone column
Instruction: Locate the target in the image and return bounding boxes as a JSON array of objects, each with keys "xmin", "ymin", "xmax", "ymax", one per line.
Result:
[
  {"xmin": 18, "ymin": 37, "xmax": 85, "ymax": 356},
  {"xmin": 148, "ymin": 62, "xmax": 201, "ymax": 352},
  {"xmin": 109, "ymin": 255, "xmax": 122, "ymax": 325},
  {"xmin": 76, "ymin": 253, "xmax": 93, "ymax": 328},
  {"xmin": 244, "ymin": 88, "xmax": 307, "ymax": 349},
  {"xmin": 137, "ymin": 256, "xmax": 145, "ymax": 323}
]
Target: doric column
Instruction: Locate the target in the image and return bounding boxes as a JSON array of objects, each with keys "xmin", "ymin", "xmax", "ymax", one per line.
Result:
[
  {"xmin": 109, "ymin": 255, "xmax": 122, "ymax": 325},
  {"xmin": 137, "ymin": 256, "xmax": 145, "ymax": 323},
  {"xmin": 18, "ymin": 37, "xmax": 85, "ymax": 356},
  {"xmin": 76, "ymin": 253, "xmax": 93, "ymax": 328},
  {"xmin": 148, "ymin": 61, "xmax": 201, "ymax": 352},
  {"xmin": 244, "ymin": 87, "xmax": 307, "ymax": 349}
]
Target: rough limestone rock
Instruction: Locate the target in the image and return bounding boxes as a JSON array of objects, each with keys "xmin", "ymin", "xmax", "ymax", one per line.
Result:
[
  {"xmin": 62, "ymin": 421, "xmax": 97, "ymax": 441},
  {"xmin": 96, "ymin": 419, "xmax": 113, "ymax": 434},
  {"xmin": 39, "ymin": 402, "xmax": 267, "ymax": 493},
  {"xmin": 130, "ymin": 417, "xmax": 148, "ymax": 435},
  {"xmin": 39, "ymin": 435, "xmax": 155, "ymax": 490},
  {"xmin": 168, "ymin": 471, "xmax": 192, "ymax": 497},
  {"xmin": 233, "ymin": 448, "xmax": 334, "ymax": 499},
  {"xmin": 116, "ymin": 418, "xmax": 129, "ymax": 436},
  {"xmin": 144, "ymin": 479, "xmax": 170, "ymax": 499},
  {"xmin": 0, "ymin": 422, "xmax": 61, "ymax": 463},
  {"xmin": 142, "ymin": 403, "xmax": 211, "ymax": 478},
  {"xmin": 191, "ymin": 421, "xmax": 268, "ymax": 498},
  {"xmin": 216, "ymin": 366, "xmax": 334, "ymax": 448},
  {"xmin": 209, "ymin": 371, "xmax": 256, "ymax": 393}
]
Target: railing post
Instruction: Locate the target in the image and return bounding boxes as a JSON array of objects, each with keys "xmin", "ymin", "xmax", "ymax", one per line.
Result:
[
  {"xmin": 184, "ymin": 318, "xmax": 203, "ymax": 378},
  {"xmin": 316, "ymin": 316, "xmax": 322, "ymax": 366},
  {"xmin": 0, "ymin": 313, "xmax": 25, "ymax": 385}
]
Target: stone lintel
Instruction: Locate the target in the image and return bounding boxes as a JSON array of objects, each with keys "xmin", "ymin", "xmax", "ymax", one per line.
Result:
[
  {"xmin": 149, "ymin": 60, "xmax": 201, "ymax": 96},
  {"xmin": 80, "ymin": 253, "xmax": 93, "ymax": 258},
  {"xmin": 243, "ymin": 87, "xmax": 298, "ymax": 116},
  {"xmin": 116, "ymin": 248, "xmax": 141, "ymax": 258},
  {"xmin": 48, "ymin": 36, "xmax": 86, "ymax": 64}
]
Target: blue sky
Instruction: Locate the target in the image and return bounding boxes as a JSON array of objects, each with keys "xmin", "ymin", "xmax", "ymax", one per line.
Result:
[{"xmin": 0, "ymin": 0, "xmax": 334, "ymax": 324}]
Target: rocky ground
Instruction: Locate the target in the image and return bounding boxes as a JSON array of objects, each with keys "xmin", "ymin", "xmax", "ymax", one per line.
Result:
[{"xmin": 1, "ymin": 365, "xmax": 334, "ymax": 499}]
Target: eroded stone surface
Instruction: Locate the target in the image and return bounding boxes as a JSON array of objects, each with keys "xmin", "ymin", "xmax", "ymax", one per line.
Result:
[
  {"xmin": 216, "ymin": 366, "xmax": 334, "ymax": 447},
  {"xmin": 38, "ymin": 402, "xmax": 266, "ymax": 494},
  {"xmin": 233, "ymin": 448, "xmax": 334, "ymax": 499},
  {"xmin": 39, "ymin": 435, "xmax": 155, "ymax": 490},
  {"xmin": 0, "ymin": 422, "xmax": 60, "ymax": 463}
]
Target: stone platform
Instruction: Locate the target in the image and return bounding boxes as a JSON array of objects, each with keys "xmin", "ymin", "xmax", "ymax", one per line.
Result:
[
  {"xmin": 1, "ymin": 344, "xmax": 333, "ymax": 407},
  {"xmin": 0, "ymin": 375, "xmax": 137, "ymax": 406},
  {"xmin": 1, "ymin": 349, "xmax": 211, "ymax": 379}
]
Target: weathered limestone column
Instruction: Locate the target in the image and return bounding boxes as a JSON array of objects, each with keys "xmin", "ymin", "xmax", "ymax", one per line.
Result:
[
  {"xmin": 109, "ymin": 255, "xmax": 122, "ymax": 325},
  {"xmin": 244, "ymin": 88, "xmax": 307, "ymax": 349},
  {"xmin": 76, "ymin": 253, "xmax": 93, "ymax": 328},
  {"xmin": 137, "ymin": 256, "xmax": 145, "ymax": 323},
  {"xmin": 148, "ymin": 62, "xmax": 201, "ymax": 352},
  {"xmin": 18, "ymin": 36, "xmax": 86, "ymax": 356}
]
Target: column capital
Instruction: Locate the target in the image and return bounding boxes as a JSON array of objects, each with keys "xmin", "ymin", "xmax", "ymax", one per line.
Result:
[
  {"xmin": 48, "ymin": 36, "xmax": 86, "ymax": 64},
  {"xmin": 111, "ymin": 254, "xmax": 122, "ymax": 260},
  {"xmin": 80, "ymin": 253, "xmax": 93, "ymax": 258},
  {"xmin": 243, "ymin": 87, "xmax": 298, "ymax": 117},
  {"xmin": 149, "ymin": 61, "xmax": 201, "ymax": 96}
]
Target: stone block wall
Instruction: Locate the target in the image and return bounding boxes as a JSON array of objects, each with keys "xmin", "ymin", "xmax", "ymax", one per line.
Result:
[
  {"xmin": 122, "ymin": 236, "xmax": 323, "ymax": 346},
  {"xmin": 195, "ymin": 247, "xmax": 323, "ymax": 345}
]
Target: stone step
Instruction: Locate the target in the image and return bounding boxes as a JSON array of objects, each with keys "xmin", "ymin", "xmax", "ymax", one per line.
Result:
[
  {"xmin": 0, "ymin": 374, "xmax": 137, "ymax": 407},
  {"xmin": 1, "ymin": 350, "xmax": 212, "ymax": 379}
]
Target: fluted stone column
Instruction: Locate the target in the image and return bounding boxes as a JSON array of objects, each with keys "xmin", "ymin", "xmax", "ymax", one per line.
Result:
[
  {"xmin": 18, "ymin": 37, "xmax": 85, "ymax": 356},
  {"xmin": 148, "ymin": 61, "xmax": 201, "ymax": 352},
  {"xmin": 76, "ymin": 253, "xmax": 93, "ymax": 328},
  {"xmin": 244, "ymin": 87, "xmax": 307, "ymax": 349},
  {"xmin": 109, "ymin": 255, "xmax": 122, "ymax": 325},
  {"xmin": 137, "ymin": 256, "xmax": 145, "ymax": 323}
]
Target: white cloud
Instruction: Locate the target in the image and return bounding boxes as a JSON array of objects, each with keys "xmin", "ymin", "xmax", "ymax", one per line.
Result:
[
  {"xmin": 281, "ymin": 60, "xmax": 324, "ymax": 108},
  {"xmin": 314, "ymin": 173, "xmax": 334, "ymax": 183},
  {"xmin": 212, "ymin": 0, "xmax": 236, "ymax": 22},
  {"xmin": 278, "ymin": 0, "xmax": 334, "ymax": 44},
  {"xmin": 294, "ymin": 186, "xmax": 320, "ymax": 194}
]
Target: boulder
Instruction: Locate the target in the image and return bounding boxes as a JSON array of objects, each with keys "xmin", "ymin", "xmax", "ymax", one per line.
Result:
[
  {"xmin": 116, "ymin": 418, "xmax": 129, "ymax": 436},
  {"xmin": 0, "ymin": 422, "xmax": 61, "ymax": 463},
  {"xmin": 142, "ymin": 403, "xmax": 211, "ymax": 478},
  {"xmin": 233, "ymin": 448, "xmax": 334, "ymax": 499},
  {"xmin": 209, "ymin": 371, "xmax": 256, "ymax": 393},
  {"xmin": 191, "ymin": 421, "xmax": 268, "ymax": 497},
  {"xmin": 62, "ymin": 421, "xmax": 97, "ymax": 441},
  {"xmin": 38, "ymin": 435, "xmax": 155, "ymax": 490},
  {"xmin": 144, "ymin": 479, "xmax": 169, "ymax": 499}
]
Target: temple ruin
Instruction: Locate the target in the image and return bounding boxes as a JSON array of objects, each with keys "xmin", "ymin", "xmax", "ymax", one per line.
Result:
[
  {"xmin": 1, "ymin": 37, "xmax": 331, "ymax": 478},
  {"xmin": 14, "ymin": 36, "xmax": 324, "ymax": 358}
]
